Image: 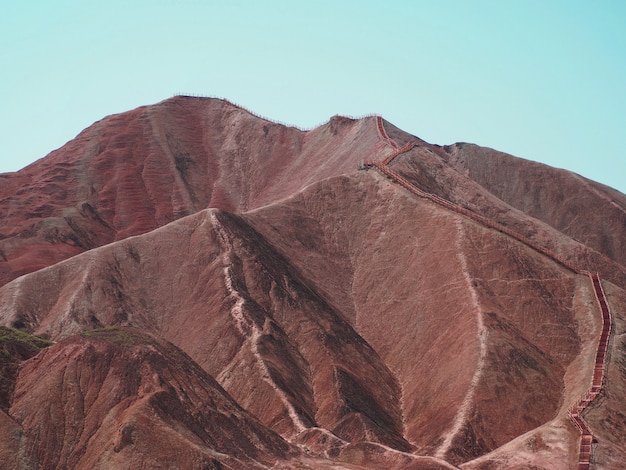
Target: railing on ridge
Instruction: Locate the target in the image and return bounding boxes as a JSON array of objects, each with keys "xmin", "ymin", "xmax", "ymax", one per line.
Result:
[
  {"xmin": 369, "ymin": 161, "xmax": 580, "ymax": 274},
  {"xmin": 173, "ymin": 94, "xmax": 382, "ymax": 133},
  {"xmin": 566, "ymin": 272, "xmax": 612, "ymax": 469},
  {"xmin": 364, "ymin": 119, "xmax": 614, "ymax": 469},
  {"xmin": 375, "ymin": 115, "xmax": 399, "ymax": 149}
]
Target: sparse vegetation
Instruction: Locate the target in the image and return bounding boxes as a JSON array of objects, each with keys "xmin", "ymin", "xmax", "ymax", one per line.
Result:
[
  {"xmin": 0, "ymin": 326, "xmax": 52, "ymax": 408},
  {"xmin": 0, "ymin": 326, "xmax": 52, "ymax": 354}
]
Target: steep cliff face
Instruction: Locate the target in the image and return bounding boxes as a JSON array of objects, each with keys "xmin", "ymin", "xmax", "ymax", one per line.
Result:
[{"xmin": 0, "ymin": 97, "xmax": 625, "ymax": 468}]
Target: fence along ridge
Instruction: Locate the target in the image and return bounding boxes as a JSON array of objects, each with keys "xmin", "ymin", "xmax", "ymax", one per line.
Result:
[
  {"xmin": 565, "ymin": 272, "xmax": 612, "ymax": 469},
  {"xmin": 171, "ymin": 93, "xmax": 380, "ymax": 132},
  {"xmin": 365, "ymin": 119, "xmax": 614, "ymax": 469}
]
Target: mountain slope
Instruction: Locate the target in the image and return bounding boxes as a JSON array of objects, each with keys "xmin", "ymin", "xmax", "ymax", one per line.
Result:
[
  {"xmin": 9, "ymin": 328, "xmax": 297, "ymax": 469},
  {"xmin": 0, "ymin": 97, "xmax": 625, "ymax": 468},
  {"xmin": 446, "ymin": 142, "xmax": 626, "ymax": 267},
  {"xmin": 0, "ymin": 97, "xmax": 385, "ymax": 287}
]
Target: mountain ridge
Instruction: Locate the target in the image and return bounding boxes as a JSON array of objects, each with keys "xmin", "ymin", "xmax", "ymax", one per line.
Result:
[{"xmin": 0, "ymin": 97, "xmax": 625, "ymax": 468}]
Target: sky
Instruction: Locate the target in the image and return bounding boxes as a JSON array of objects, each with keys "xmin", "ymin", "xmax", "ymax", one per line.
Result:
[{"xmin": 1, "ymin": 0, "xmax": 625, "ymax": 193}]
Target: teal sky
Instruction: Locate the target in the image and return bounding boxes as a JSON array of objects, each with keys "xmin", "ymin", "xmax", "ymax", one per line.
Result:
[{"xmin": 2, "ymin": 1, "xmax": 625, "ymax": 193}]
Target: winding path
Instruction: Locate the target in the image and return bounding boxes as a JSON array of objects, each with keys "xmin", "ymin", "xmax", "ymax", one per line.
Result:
[
  {"xmin": 366, "ymin": 116, "xmax": 613, "ymax": 468},
  {"xmin": 567, "ymin": 272, "xmax": 612, "ymax": 469}
]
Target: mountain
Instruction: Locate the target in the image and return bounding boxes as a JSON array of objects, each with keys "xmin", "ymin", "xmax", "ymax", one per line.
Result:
[{"xmin": 0, "ymin": 96, "xmax": 624, "ymax": 469}]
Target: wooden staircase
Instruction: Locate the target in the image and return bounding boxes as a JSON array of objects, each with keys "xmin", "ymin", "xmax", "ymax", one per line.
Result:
[{"xmin": 365, "ymin": 116, "xmax": 614, "ymax": 468}]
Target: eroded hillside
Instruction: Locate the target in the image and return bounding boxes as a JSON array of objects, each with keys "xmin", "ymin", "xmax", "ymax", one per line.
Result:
[{"xmin": 0, "ymin": 97, "xmax": 625, "ymax": 469}]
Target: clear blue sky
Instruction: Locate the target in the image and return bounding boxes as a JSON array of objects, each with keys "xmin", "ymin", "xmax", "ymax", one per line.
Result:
[{"xmin": 2, "ymin": 0, "xmax": 625, "ymax": 193}]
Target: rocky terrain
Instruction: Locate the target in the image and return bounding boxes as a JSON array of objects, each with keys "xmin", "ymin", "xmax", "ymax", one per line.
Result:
[{"xmin": 0, "ymin": 96, "xmax": 624, "ymax": 469}]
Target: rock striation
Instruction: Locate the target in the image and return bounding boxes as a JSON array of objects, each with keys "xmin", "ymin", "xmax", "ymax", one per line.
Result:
[{"xmin": 0, "ymin": 96, "xmax": 625, "ymax": 469}]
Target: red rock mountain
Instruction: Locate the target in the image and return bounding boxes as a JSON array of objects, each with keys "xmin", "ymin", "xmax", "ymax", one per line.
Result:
[{"xmin": 0, "ymin": 96, "xmax": 625, "ymax": 469}]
